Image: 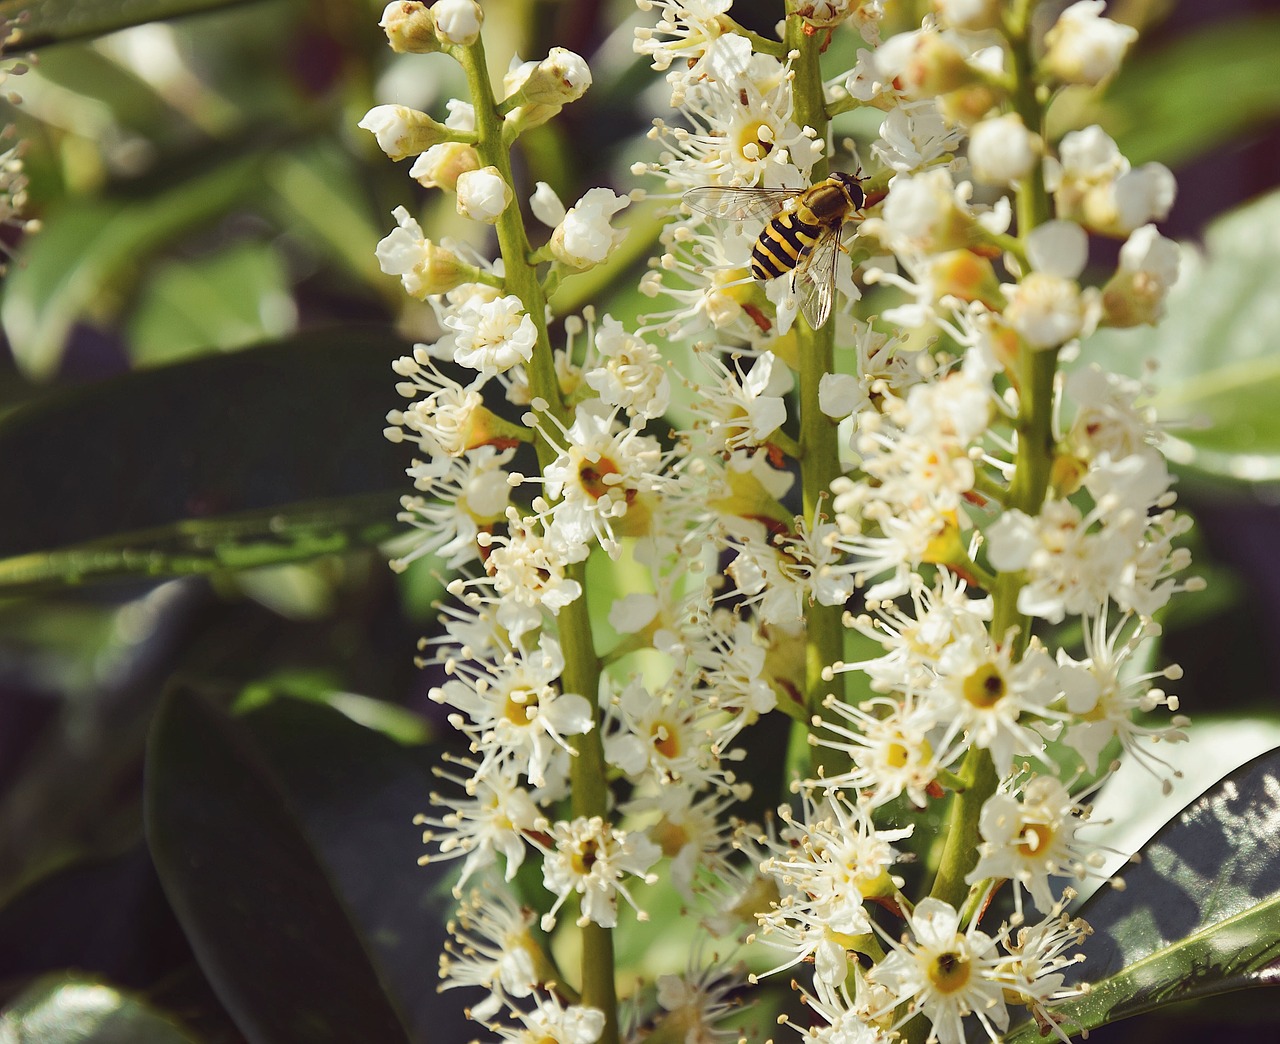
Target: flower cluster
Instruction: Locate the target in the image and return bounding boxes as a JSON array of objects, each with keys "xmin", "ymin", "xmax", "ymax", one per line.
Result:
[{"xmin": 366, "ymin": 1, "xmax": 1195, "ymax": 1041}]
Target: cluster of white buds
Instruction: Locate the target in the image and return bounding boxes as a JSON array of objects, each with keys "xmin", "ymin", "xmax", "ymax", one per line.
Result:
[{"xmin": 364, "ymin": 1, "xmax": 1196, "ymax": 1042}]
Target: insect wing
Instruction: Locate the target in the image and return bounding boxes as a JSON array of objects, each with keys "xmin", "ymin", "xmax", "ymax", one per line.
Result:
[
  {"xmin": 795, "ymin": 225, "xmax": 842, "ymax": 329},
  {"xmin": 682, "ymin": 185, "xmax": 800, "ymax": 224}
]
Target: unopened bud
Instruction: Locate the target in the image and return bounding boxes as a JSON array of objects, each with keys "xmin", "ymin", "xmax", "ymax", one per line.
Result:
[
  {"xmin": 379, "ymin": 2, "xmax": 440, "ymax": 53},
  {"xmin": 1042, "ymin": 0, "xmax": 1136, "ymax": 87},
  {"xmin": 359, "ymin": 105, "xmax": 458, "ymax": 161},
  {"xmin": 455, "ymin": 165, "xmax": 512, "ymax": 224},
  {"xmin": 933, "ymin": 0, "xmax": 1001, "ymax": 31},
  {"xmin": 504, "ymin": 47, "xmax": 592, "ymax": 108},
  {"xmin": 928, "ymin": 250, "xmax": 1007, "ymax": 309},
  {"xmin": 432, "ymin": 0, "xmax": 483, "ymax": 46},
  {"xmin": 1101, "ymin": 224, "xmax": 1180, "ymax": 327},
  {"xmin": 875, "ymin": 29, "xmax": 984, "ymax": 100},
  {"xmin": 550, "ymin": 187, "xmax": 629, "ymax": 270},
  {"xmin": 410, "ymin": 141, "xmax": 481, "ymax": 190},
  {"xmin": 968, "ymin": 113, "xmax": 1041, "ymax": 185}
]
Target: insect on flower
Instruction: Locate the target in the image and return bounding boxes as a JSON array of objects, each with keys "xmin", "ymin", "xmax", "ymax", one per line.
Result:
[{"xmin": 683, "ymin": 171, "xmax": 866, "ymax": 329}]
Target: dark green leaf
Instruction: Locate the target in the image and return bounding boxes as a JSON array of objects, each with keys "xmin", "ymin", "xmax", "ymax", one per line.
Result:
[
  {"xmin": 0, "ymin": 329, "xmax": 412, "ymax": 592},
  {"xmin": 1004, "ymin": 747, "xmax": 1280, "ymax": 1041},
  {"xmin": 145, "ymin": 686, "xmax": 449, "ymax": 1043},
  {"xmin": 0, "ymin": 0, "xmax": 260, "ymax": 51},
  {"xmin": 2, "ymin": 155, "xmax": 265, "ymax": 380},
  {"xmin": 1078, "ymin": 189, "xmax": 1280, "ymax": 482},
  {"xmin": 0, "ymin": 973, "xmax": 197, "ymax": 1043},
  {"xmin": 1100, "ymin": 17, "xmax": 1280, "ymax": 167}
]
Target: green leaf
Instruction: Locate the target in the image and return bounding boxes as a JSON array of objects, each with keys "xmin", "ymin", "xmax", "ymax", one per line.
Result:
[
  {"xmin": 1, "ymin": 155, "xmax": 265, "ymax": 380},
  {"xmin": 1004, "ymin": 747, "xmax": 1280, "ymax": 1041},
  {"xmin": 127, "ymin": 240, "xmax": 297, "ymax": 366},
  {"xmin": 0, "ymin": 0, "xmax": 260, "ymax": 51},
  {"xmin": 0, "ymin": 973, "xmax": 196, "ymax": 1044},
  {"xmin": 1098, "ymin": 17, "xmax": 1280, "ymax": 167},
  {"xmin": 1078, "ymin": 189, "xmax": 1280, "ymax": 482},
  {"xmin": 145, "ymin": 687, "xmax": 456, "ymax": 1044},
  {"xmin": 0, "ymin": 329, "xmax": 412, "ymax": 593}
]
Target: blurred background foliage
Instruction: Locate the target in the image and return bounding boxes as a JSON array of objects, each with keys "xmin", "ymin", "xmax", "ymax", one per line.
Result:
[{"xmin": 0, "ymin": 0, "xmax": 1278, "ymax": 1040}]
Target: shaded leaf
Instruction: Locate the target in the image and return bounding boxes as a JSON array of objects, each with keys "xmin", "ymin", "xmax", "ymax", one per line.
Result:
[
  {"xmin": 145, "ymin": 686, "xmax": 422, "ymax": 1044},
  {"xmin": 1100, "ymin": 17, "xmax": 1280, "ymax": 167},
  {"xmin": 0, "ymin": 0, "xmax": 259, "ymax": 51},
  {"xmin": 0, "ymin": 329, "xmax": 411, "ymax": 592},
  {"xmin": 1004, "ymin": 747, "xmax": 1280, "ymax": 1041},
  {"xmin": 1, "ymin": 155, "xmax": 265, "ymax": 380},
  {"xmin": 0, "ymin": 973, "xmax": 196, "ymax": 1043},
  {"xmin": 1079, "ymin": 189, "xmax": 1280, "ymax": 482}
]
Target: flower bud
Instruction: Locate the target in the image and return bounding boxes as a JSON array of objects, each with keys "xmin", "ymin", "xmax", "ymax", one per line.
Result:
[
  {"xmin": 1042, "ymin": 0, "xmax": 1137, "ymax": 86},
  {"xmin": 378, "ymin": 2, "xmax": 440, "ymax": 53},
  {"xmin": 551, "ymin": 187, "xmax": 630, "ymax": 270},
  {"xmin": 373, "ymin": 207, "xmax": 476, "ymax": 298},
  {"xmin": 1004, "ymin": 272, "xmax": 1090, "ymax": 349},
  {"xmin": 503, "ymin": 47, "xmax": 592, "ymax": 108},
  {"xmin": 927, "ymin": 250, "xmax": 1007, "ymax": 309},
  {"xmin": 1101, "ymin": 224, "xmax": 1180, "ymax": 327},
  {"xmin": 874, "ymin": 29, "xmax": 983, "ymax": 100},
  {"xmin": 455, "ymin": 165, "xmax": 512, "ymax": 224},
  {"xmin": 878, "ymin": 167, "xmax": 982, "ymax": 254},
  {"xmin": 793, "ymin": 0, "xmax": 858, "ymax": 30},
  {"xmin": 967, "ymin": 113, "xmax": 1041, "ymax": 185},
  {"xmin": 376, "ymin": 206, "xmax": 473, "ymax": 298},
  {"xmin": 431, "ymin": 0, "xmax": 483, "ymax": 46},
  {"xmin": 410, "ymin": 141, "xmax": 481, "ymax": 190},
  {"xmin": 933, "ymin": 0, "xmax": 1001, "ymax": 31},
  {"xmin": 359, "ymin": 105, "xmax": 457, "ymax": 161}
]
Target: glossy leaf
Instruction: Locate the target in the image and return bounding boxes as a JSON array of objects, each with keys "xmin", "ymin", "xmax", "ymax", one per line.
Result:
[
  {"xmin": 0, "ymin": 329, "xmax": 411, "ymax": 592},
  {"xmin": 1, "ymin": 156, "xmax": 264, "ymax": 381},
  {"xmin": 0, "ymin": 0, "xmax": 259, "ymax": 51},
  {"xmin": 1079, "ymin": 189, "xmax": 1280, "ymax": 482},
  {"xmin": 0, "ymin": 973, "xmax": 196, "ymax": 1043},
  {"xmin": 145, "ymin": 686, "xmax": 461, "ymax": 1043},
  {"xmin": 1004, "ymin": 747, "xmax": 1280, "ymax": 1041}
]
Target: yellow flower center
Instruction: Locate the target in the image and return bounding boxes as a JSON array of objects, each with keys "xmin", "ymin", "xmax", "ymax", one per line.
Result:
[
  {"xmin": 929, "ymin": 949, "xmax": 972, "ymax": 994},
  {"xmin": 1017, "ymin": 821, "xmax": 1054, "ymax": 857},
  {"xmin": 963, "ymin": 661, "xmax": 1007, "ymax": 708}
]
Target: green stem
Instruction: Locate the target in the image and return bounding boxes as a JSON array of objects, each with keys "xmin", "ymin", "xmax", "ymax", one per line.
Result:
[
  {"xmin": 457, "ymin": 37, "xmax": 616, "ymax": 1044},
  {"xmin": 925, "ymin": 0, "xmax": 1060, "ymax": 921},
  {"xmin": 785, "ymin": 5, "xmax": 845, "ymax": 779}
]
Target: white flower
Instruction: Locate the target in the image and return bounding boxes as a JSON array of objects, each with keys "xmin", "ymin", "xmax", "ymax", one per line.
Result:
[
  {"xmin": 375, "ymin": 206, "xmax": 469, "ymax": 298},
  {"xmin": 430, "ymin": 633, "xmax": 594, "ymax": 789},
  {"xmin": 538, "ymin": 816, "xmax": 661, "ymax": 930},
  {"xmin": 439, "ymin": 883, "xmax": 540, "ymax": 1021},
  {"xmin": 582, "ymin": 315, "xmax": 670, "ymax": 420},
  {"xmin": 445, "ymin": 294, "xmax": 537, "ymax": 376},
  {"xmin": 552, "ymin": 187, "xmax": 630, "ymax": 269},
  {"xmin": 968, "ymin": 112, "xmax": 1040, "ymax": 185},
  {"xmin": 867, "ymin": 898, "xmax": 1010, "ymax": 1044},
  {"xmin": 432, "ymin": 0, "xmax": 483, "ymax": 46},
  {"xmin": 1043, "ymin": 1, "xmax": 1137, "ymax": 86},
  {"xmin": 456, "ymin": 165, "xmax": 513, "ymax": 223},
  {"xmin": 1003, "ymin": 271, "xmax": 1091, "ymax": 349},
  {"xmin": 966, "ymin": 775, "xmax": 1094, "ymax": 915},
  {"xmin": 1025, "ymin": 220, "xmax": 1088, "ymax": 280},
  {"xmin": 491, "ymin": 993, "xmax": 606, "ymax": 1044}
]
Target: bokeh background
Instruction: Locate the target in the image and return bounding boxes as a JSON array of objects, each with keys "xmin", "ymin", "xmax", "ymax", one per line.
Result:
[{"xmin": 0, "ymin": 0, "xmax": 1277, "ymax": 1040}]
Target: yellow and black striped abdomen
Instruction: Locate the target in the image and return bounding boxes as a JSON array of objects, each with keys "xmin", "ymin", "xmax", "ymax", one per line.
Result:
[{"xmin": 750, "ymin": 207, "xmax": 822, "ymax": 281}]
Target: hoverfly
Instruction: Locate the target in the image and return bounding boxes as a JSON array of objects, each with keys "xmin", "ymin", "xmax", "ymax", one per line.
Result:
[{"xmin": 682, "ymin": 171, "xmax": 865, "ymax": 330}]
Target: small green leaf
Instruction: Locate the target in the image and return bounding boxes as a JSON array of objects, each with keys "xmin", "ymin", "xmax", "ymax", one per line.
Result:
[
  {"xmin": 0, "ymin": 329, "xmax": 412, "ymax": 592},
  {"xmin": 1079, "ymin": 189, "xmax": 1280, "ymax": 482},
  {"xmin": 1004, "ymin": 747, "xmax": 1280, "ymax": 1041},
  {"xmin": 2, "ymin": 155, "xmax": 264, "ymax": 380},
  {"xmin": 0, "ymin": 0, "xmax": 260, "ymax": 51},
  {"xmin": 0, "ymin": 973, "xmax": 196, "ymax": 1043},
  {"xmin": 145, "ymin": 687, "xmax": 423, "ymax": 1044}
]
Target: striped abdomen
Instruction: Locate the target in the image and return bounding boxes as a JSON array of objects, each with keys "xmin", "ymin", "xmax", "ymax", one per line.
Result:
[{"xmin": 750, "ymin": 208, "xmax": 822, "ymax": 281}]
